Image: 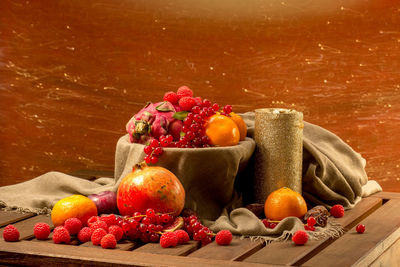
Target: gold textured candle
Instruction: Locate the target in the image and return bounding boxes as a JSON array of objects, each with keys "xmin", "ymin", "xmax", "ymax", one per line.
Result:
[{"xmin": 253, "ymin": 108, "xmax": 303, "ymax": 204}]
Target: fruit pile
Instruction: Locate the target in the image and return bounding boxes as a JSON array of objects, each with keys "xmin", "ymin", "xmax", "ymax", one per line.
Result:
[
  {"xmin": 2, "ymin": 209, "xmax": 232, "ymax": 249},
  {"xmin": 125, "ymin": 85, "xmax": 247, "ymax": 164}
]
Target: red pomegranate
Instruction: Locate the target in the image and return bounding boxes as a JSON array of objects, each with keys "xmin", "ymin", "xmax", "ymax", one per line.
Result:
[{"xmin": 117, "ymin": 162, "xmax": 185, "ymax": 216}]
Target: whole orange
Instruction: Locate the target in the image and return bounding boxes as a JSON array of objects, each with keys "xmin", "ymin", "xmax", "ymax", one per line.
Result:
[
  {"xmin": 117, "ymin": 162, "xmax": 185, "ymax": 217},
  {"xmin": 51, "ymin": 194, "xmax": 98, "ymax": 227},
  {"xmin": 264, "ymin": 187, "xmax": 307, "ymax": 221},
  {"xmin": 229, "ymin": 112, "xmax": 247, "ymax": 141},
  {"xmin": 204, "ymin": 114, "xmax": 240, "ymax": 147}
]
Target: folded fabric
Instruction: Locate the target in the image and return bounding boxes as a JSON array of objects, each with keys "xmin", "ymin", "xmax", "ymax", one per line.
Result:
[{"xmin": 114, "ymin": 134, "xmax": 256, "ymax": 220}]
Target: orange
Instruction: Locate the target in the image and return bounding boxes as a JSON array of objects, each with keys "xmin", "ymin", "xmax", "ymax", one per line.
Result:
[
  {"xmin": 264, "ymin": 187, "xmax": 307, "ymax": 221},
  {"xmin": 204, "ymin": 114, "xmax": 240, "ymax": 147},
  {"xmin": 51, "ymin": 194, "xmax": 98, "ymax": 226},
  {"xmin": 229, "ymin": 112, "xmax": 247, "ymax": 141}
]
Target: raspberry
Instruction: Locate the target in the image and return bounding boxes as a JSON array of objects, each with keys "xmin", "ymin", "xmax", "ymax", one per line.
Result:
[
  {"xmin": 330, "ymin": 204, "xmax": 345, "ymax": 218},
  {"xmin": 33, "ymin": 222, "xmax": 51, "ymax": 240},
  {"xmin": 108, "ymin": 225, "xmax": 123, "ymax": 241},
  {"xmin": 90, "ymin": 220, "xmax": 108, "ymax": 232},
  {"xmin": 91, "ymin": 228, "xmax": 107, "ymax": 246},
  {"xmin": 99, "ymin": 214, "xmax": 117, "ymax": 227},
  {"xmin": 163, "ymin": 91, "xmax": 179, "ymax": 105},
  {"xmin": 292, "ymin": 230, "xmax": 308, "ymax": 245},
  {"xmin": 215, "ymin": 230, "xmax": 232, "ymax": 246},
  {"xmin": 176, "ymin": 86, "xmax": 193, "ymax": 98},
  {"xmin": 87, "ymin": 216, "xmax": 99, "ymax": 227},
  {"xmin": 174, "ymin": 230, "xmax": 190, "ymax": 244},
  {"xmin": 193, "ymin": 97, "xmax": 202, "ymax": 106},
  {"xmin": 356, "ymin": 224, "xmax": 365, "ymax": 234},
  {"xmin": 101, "ymin": 234, "xmax": 117, "ymax": 249},
  {"xmin": 2, "ymin": 224, "xmax": 20, "ymax": 242},
  {"xmin": 178, "ymin": 97, "xmax": 196, "ymax": 111},
  {"xmin": 77, "ymin": 227, "xmax": 93, "ymax": 243},
  {"xmin": 52, "ymin": 226, "xmax": 70, "ymax": 244},
  {"xmin": 64, "ymin": 217, "xmax": 82, "ymax": 235},
  {"xmin": 159, "ymin": 232, "xmax": 178, "ymax": 248}
]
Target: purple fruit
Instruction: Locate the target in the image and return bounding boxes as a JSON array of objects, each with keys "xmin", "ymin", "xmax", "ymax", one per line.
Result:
[{"xmin": 88, "ymin": 191, "xmax": 117, "ymax": 215}]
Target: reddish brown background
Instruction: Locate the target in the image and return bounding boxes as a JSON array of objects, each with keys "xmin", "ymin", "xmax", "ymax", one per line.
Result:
[{"xmin": 0, "ymin": 0, "xmax": 399, "ymax": 191}]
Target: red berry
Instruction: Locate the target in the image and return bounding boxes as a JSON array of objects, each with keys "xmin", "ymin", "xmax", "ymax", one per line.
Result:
[
  {"xmin": 175, "ymin": 230, "xmax": 190, "ymax": 244},
  {"xmin": 163, "ymin": 91, "xmax": 179, "ymax": 105},
  {"xmin": 160, "ymin": 232, "xmax": 178, "ymax": 248},
  {"xmin": 177, "ymin": 86, "xmax": 193, "ymax": 98},
  {"xmin": 64, "ymin": 217, "xmax": 83, "ymax": 235},
  {"xmin": 212, "ymin": 103, "xmax": 219, "ymax": 111},
  {"xmin": 53, "ymin": 226, "xmax": 70, "ymax": 244},
  {"xmin": 330, "ymin": 204, "xmax": 345, "ymax": 218},
  {"xmin": 202, "ymin": 99, "xmax": 211, "ymax": 107},
  {"xmin": 77, "ymin": 227, "xmax": 93, "ymax": 243},
  {"xmin": 100, "ymin": 214, "xmax": 117, "ymax": 227},
  {"xmin": 150, "ymin": 139, "xmax": 159, "ymax": 148},
  {"xmin": 90, "ymin": 220, "xmax": 108, "ymax": 232},
  {"xmin": 307, "ymin": 216, "xmax": 317, "ymax": 227},
  {"xmin": 261, "ymin": 219, "xmax": 270, "ymax": 228},
  {"xmin": 179, "ymin": 96, "xmax": 197, "ymax": 111},
  {"xmin": 108, "ymin": 225, "xmax": 124, "ymax": 241},
  {"xmin": 191, "ymin": 105, "xmax": 201, "ymax": 114},
  {"xmin": 144, "ymin": 145, "xmax": 153, "ymax": 155},
  {"xmin": 269, "ymin": 223, "xmax": 277, "ymax": 229},
  {"xmin": 3, "ymin": 224, "xmax": 20, "ymax": 242},
  {"xmin": 292, "ymin": 230, "xmax": 308, "ymax": 245},
  {"xmin": 144, "ymin": 155, "xmax": 151, "ymax": 164},
  {"xmin": 304, "ymin": 225, "xmax": 315, "ymax": 231},
  {"xmin": 223, "ymin": 105, "xmax": 233, "ymax": 114},
  {"xmin": 215, "ymin": 230, "xmax": 232, "ymax": 246},
  {"xmin": 101, "ymin": 234, "xmax": 117, "ymax": 249},
  {"xmin": 33, "ymin": 222, "xmax": 51, "ymax": 240},
  {"xmin": 91, "ymin": 228, "xmax": 107, "ymax": 246},
  {"xmin": 356, "ymin": 224, "xmax": 365, "ymax": 234},
  {"xmin": 87, "ymin": 216, "xmax": 99, "ymax": 227},
  {"xmin": 150, "ymin": 156, "xmax": 158, "ymax": 164},
  {"xmin": 153, "ymin": 147, "xmax": 163, "ymax": 156}
]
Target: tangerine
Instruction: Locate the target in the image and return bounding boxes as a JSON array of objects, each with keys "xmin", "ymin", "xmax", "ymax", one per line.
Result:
[
  {"xmin": 204, "ymin": 114, "xmax": 240, "ymax": 147},
  {"xmin": 264, "ymin": 187, "xmax": 307, "ymax": 221},
  {"xmin": 51, "ymin": 194, "xmax": 98, "ymax": 227},
  {"xmin": 229, "ymin": 112, "xmax": 247, "ymax": 141}
]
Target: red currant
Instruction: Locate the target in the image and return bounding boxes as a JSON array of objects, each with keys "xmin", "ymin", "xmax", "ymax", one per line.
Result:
[
  {"xmin": 144, "ymin": 145, "xmax": 153, "ymax": 155},
  {"xmin": 150, "ymin": 139, "xmax": 159, "ymax": 148},
  {"xmin": 307, "ymin": 216, "xmax": 317, "ymax": 227},
  {"xmin": 223, "ymin": 104, "xmax": 232, "ymax": 114},
  {"xmin": 356, "ymin": 224, "xmax": 365, "ymax": 233}
]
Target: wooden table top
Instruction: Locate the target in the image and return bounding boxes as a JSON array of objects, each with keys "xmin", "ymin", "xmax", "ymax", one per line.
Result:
[
  {"xmin": 0, "ymin": 0, "xmax": 399, "ymax": 191},
  {"xmin": 1, "ymin": 191, "xmax": 399, "ymax": 266}
]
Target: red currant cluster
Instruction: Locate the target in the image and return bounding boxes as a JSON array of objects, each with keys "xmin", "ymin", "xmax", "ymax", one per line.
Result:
[
  {"xmin": 304, "ymin": 216, "xmax": 316, "ymax": 231},
  {"xmin": 117, "ymin": 208, "xmax": 174, "ymax": 243},
  {"xmin": 261, "ymin": 219, "xmax": 278, "ymax": 229},
  {"xmin": 182, "ymin": 215, "xmax": 214, "ymax": 246},
  {"xmin": 142, "ymin": 102, "xmax": 234, "ymax": 163}
]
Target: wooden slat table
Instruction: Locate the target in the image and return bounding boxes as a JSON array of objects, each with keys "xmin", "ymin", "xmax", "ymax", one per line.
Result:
[{"xmin": 1, "ymin": 192, "xmax": 399, "ymax": 266}]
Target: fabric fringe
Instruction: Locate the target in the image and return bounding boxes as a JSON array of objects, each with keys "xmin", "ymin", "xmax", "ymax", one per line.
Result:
[
  {"xmin": 0, "ymin": 200, "xmax": 51, "ymax": 215},
  {"xmin": 243, "ymin": 219, "xmax": 344, "ymax": 244}
]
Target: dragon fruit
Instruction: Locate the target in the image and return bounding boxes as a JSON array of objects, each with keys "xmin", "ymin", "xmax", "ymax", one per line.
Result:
[{"xmin": 126, "ymin": 101, "xmax": 182, "ymax": 143}]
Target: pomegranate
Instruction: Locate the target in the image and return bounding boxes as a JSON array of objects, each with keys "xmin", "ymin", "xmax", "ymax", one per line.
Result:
[{"xmin": 117, "ymin": 162, "xmax": 185, "ymax": 216}]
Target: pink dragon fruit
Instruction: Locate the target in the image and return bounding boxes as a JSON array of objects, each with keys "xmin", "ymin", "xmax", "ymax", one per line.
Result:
[{"xmin": 126, "ymin": 101, "xmax": 182, "ymax": 143}]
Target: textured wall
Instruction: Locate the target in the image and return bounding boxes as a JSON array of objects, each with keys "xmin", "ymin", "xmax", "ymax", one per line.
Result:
[{"xmin": 0, "ymin": 0, "xmax": 399, "ymax": 191}]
